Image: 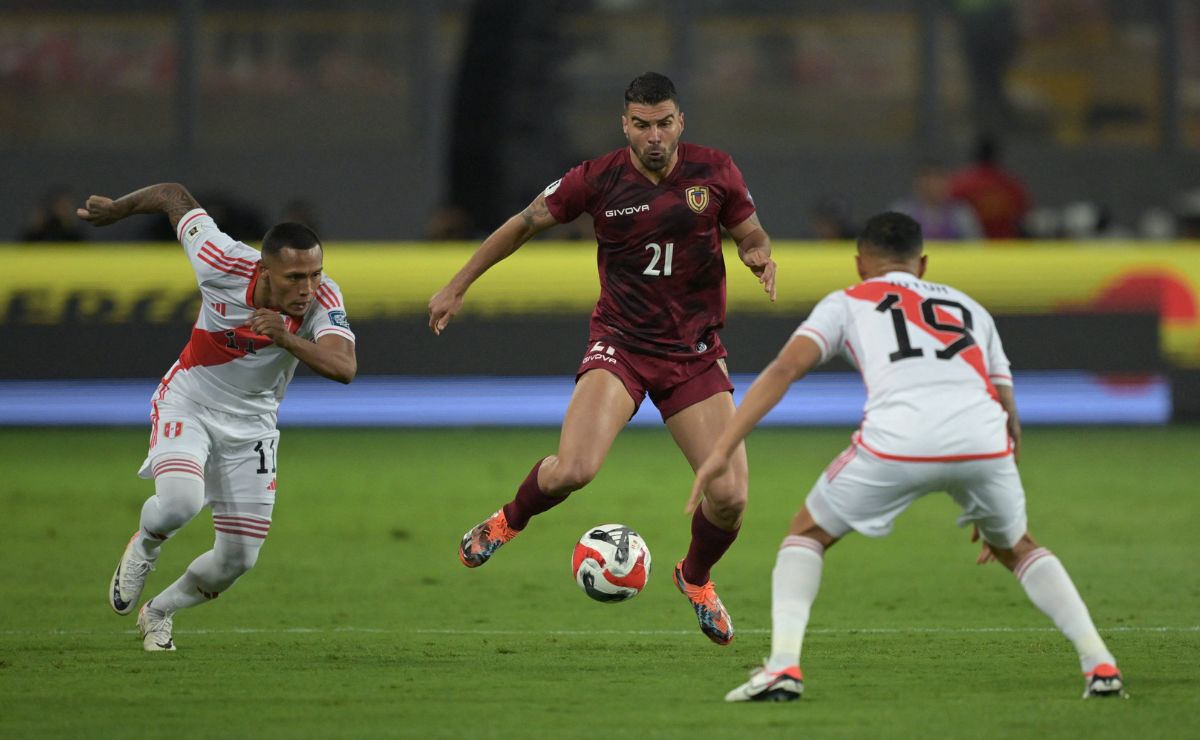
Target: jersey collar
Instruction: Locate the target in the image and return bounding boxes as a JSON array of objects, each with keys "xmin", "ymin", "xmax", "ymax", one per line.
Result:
[
  {"xmin": 878, "ymin": 270, "xmax": 922, "ymax": 282},
  {"xmin": 246, "ymin": 261, "xmax": 264, "ymax": 307}
]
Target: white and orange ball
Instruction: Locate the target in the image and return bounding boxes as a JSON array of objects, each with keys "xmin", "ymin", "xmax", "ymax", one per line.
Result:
[{"xmin": 571, "ymin": 524, "xmax": 651, "ymax": 603}]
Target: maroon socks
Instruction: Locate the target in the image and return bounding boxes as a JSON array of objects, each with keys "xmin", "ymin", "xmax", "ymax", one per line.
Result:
[
  {"xmin": 502, "ymin": 458, "xmax": 569, "ymax": 530},
  {"xmin": 681, "ymin": 506, "xmax": 739, "ymax": 585}
]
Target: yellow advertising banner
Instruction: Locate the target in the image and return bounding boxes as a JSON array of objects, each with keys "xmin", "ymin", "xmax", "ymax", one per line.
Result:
[{"xmin": 4, "ymin": 242, "xmax": 1199, "ymax": 366}]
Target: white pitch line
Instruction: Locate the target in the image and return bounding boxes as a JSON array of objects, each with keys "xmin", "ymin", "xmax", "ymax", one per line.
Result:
[
  {"xmin": 1, "ymin": 625, "xmax": 1196, "ymax": 637},
  {"xmin": 412, "ymin": 625, "xmax": 1200, "ymax": 636},
  {"xmin": 0, "ymin": 626, "xmax": 389, "ymax": 636}
]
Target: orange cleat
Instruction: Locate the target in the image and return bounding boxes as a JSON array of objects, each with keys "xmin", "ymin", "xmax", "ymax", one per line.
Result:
[
  {"xmin": 673, "ymin": 560, "xmax": 734, "ymax": 645},
  {"xmin": 459, "ymin": 509, "xmax": 520, "ymax": 568}
]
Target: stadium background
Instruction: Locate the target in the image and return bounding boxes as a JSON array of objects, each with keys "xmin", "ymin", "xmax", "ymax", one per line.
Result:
[
  {"xmin": 4, "ymin": 0, "xmax": 1200, "ymax": 424},
  {"xmin": 2, "ymin": 3, "xmax": 1199, "ymax": 737}
]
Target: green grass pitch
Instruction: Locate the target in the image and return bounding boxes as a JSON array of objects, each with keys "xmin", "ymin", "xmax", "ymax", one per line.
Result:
[{"xmin": 1, "ymin": 426, "xmax": 1197, "ymax": 739}]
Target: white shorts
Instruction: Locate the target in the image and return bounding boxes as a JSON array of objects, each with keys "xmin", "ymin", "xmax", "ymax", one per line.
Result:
[
  {"xmin": 805, "ymin": 440, "xmax": 1027, "ymax": 549},
  {"xmin": 138, "ymin": 391, "xmax": 280, "ymax": 505}
]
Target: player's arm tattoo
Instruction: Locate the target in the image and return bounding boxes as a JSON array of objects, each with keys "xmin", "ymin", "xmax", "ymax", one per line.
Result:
[
  {"xmin": 114, "ymin": 183, "xmax": 201, "ymax": 230},
  {"xmin": 518, "ymin": 194, "xmax": 556, "ymax": 238}
]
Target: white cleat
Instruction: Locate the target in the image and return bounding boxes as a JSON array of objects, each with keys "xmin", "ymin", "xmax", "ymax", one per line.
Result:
[
  {"xmin": 137, "ymin": 603, "xmax": 175, "ymax": 652},
  {"xmin": 109, "ymin": 533, "xmax": 154, "ymax": 615},
  {"xmin": 725, "ymin": 665, "xmax": 804, "ymax": 702}
]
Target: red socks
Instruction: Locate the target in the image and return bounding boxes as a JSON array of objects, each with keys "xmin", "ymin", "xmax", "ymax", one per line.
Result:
[
  {"xmin": 501, "ymin": 458, "xmax": 568, "ymax": 530},
  {"xmin": 681, "ymin": 506, "xmax": 739, "ymax": 585}
]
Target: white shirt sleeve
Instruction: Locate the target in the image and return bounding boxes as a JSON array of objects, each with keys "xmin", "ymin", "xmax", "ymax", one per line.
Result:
[
  {"xmin": 175, "ymin": 208, "xmax": 260, "ymax": 288},
  {"xmin": 308, "ymin": 277, "xmax": 356, "ymax": 343},
  {"xmin": 793, "ymin": 291, "xmax": 847, "ymax": 365}
]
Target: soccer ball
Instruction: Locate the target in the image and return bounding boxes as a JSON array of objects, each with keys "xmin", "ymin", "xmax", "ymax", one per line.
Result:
[{"xmin": 571, "ymin": 524, "xmax": 652, "ymax": 603}]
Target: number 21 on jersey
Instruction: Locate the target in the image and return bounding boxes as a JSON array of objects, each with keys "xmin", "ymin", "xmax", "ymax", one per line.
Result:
[{"xmin": 643, "ymin": 242, "xmax": 674, "ymax": 277}]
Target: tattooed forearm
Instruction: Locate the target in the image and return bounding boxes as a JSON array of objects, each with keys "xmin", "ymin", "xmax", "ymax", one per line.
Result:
[{"xmin": 113, "ymin": 183, "xmax": 201, "ymax": 230}]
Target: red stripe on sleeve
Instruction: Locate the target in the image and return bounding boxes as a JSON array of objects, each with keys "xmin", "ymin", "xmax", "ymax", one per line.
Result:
[
  {"xmin": 176, "ymin": 210, "xmax": 207, "ymax": 239},
  {"xmin": 197, "ymin": 251, "xmax": 255, "ymax": 279},
  {"xmin": 202, "ymin": 241, "xmax": 257, "ymax": 268}
]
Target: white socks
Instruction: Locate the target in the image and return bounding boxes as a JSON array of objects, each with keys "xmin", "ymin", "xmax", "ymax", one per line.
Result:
[
  {"xmin": 146, "ymin": 503, "xmax": 272, "ymax": 616},
  {"xmin": 766, "ymin": 535, "xmax": 825, "ymax": 672},
  {"xmin": 762, "ymin": 538, "xmax": 1115, "ymax": 675},
  {"xmin": 134, "ymin": 466, "xmax": 205, "ymax": 560},
  {"xmin": 1016, "ymin": 548, "xmax": 1116, "ymax": 672}
]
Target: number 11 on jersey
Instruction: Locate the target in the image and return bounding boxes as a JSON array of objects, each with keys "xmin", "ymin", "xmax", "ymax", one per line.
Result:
[{"xmin": 643, "ymin": 242, "xmax": 674, "ymax": 276}]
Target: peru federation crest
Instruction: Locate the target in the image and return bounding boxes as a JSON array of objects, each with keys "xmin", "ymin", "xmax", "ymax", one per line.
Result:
[{"xmin": 685, "ymin": 186, "xmax": 710, "ymax": 214}]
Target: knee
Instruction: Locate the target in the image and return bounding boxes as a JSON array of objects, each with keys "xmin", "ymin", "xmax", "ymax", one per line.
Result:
[
  {"xmin": 545, "ymin": 457, "xmax": 600, "ymax": 493},
  {"xmin": 215, "ymin": 541, "xmax": 261, "ymax": 579},
  {"xmin": 702, "ymin": 472, "xmax": 748, "ymax": 522},
  {"xmin": 154, "ymin": 476, "xmax": 205, "ymax": 525},
  {"xmin": 992, "ymin": 532, "xmax": 1038, "ymax": 572}
]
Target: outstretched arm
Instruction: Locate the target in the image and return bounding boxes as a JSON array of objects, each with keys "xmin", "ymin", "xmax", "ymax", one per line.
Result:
[
  {"xmin": 428, "ymin": 193, "xmax": 560, "ymax": 335},
  {"xmin": 76, "ymin": 183, "xmax": 200, "ymax": 231},
  {"xmin": 685, "ymin": 334, "xmax": 822, "ymax": 513},
  {"xmin": 727, "ymin": 213, "xmax": 776, "ymax": 302}
]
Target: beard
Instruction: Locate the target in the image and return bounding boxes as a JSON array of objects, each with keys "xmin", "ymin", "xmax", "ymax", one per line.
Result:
[{"xmin": 637, "ymin": 143, "xmax": 672, "ymax": 171}]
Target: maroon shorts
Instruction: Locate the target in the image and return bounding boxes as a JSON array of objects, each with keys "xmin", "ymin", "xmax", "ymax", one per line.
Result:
[{"xmin": 575, "ymin": 340, "xmax": 734, "ymax": 420}]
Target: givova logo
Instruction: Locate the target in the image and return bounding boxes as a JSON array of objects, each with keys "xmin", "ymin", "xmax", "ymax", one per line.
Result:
[{"xmin": 605, "ymin": 204, "xmax": 649, "ymax": 218}]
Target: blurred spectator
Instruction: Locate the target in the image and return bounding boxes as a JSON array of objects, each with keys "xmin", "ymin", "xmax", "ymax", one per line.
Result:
[
  {"xmin": 1023, "ymin": 207, "xmax": 1062, "ymax": 239},
  {"xmin": 425, "ymin": 205, "xmax": 473, "ymax": 241},
  {"xmin": 810, "ymin": 194, "xmax": 856, "ymax": 240},
  {"xmin": 281, "ymin": 198, "xmax": 321, "ymax": 234},
  {"xmin": 1059, "ymin": 201, "xmax": 1132, "ymax": 240},
  {"xmin": 1175, "ymin": 189, "xmax": 1200, "ymax": 240},
  {"xmin": 890, "ymin": 161, "xmax": 982, "ymax": 240},
  {"xmin": 948, "ymin": 134, "xmax": 1032, "ymax": 239},
  {"xmin": 1137, "ymin": 207, "xmax": 1176, "ymax": 240},
  {"xmin": 21, "ymin": 187, "xmax": 87, "ymax": 241}
]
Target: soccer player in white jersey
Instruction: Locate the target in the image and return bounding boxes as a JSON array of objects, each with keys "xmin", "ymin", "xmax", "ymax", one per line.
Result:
[
  {"xmin": 689, "ymin": 212, "xmax": 1124, "ymax": 701},
  {"xmin": 77, "ymin": 183, "xmax": 357, "ymax": 651}
]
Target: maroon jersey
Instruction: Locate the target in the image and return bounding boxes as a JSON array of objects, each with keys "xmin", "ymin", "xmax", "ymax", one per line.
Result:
[{"xmin": 543, "ymin": 142, "xmax": 757, "ymax": 360}]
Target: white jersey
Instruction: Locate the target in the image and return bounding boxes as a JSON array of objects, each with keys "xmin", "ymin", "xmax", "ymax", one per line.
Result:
[
  {"xmin": 155, "ymin": 208, "xmax": 356, "ymax": 417},
  {"xmin": 795, "ymin": 271, "xmax": 1013, "ymax": 461}
]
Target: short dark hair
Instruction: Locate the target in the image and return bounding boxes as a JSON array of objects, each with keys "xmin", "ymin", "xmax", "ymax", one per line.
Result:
[
  {"xmin": 624, "ymin": 72, "xmax": 678, "ymax": 107},
  {"xmin": 261, "ymin": 222, "xmax": 321, "ymax": 258},
  {"xmin": 858, "ymin": 212, "xmax": 923, "ymax": 258}
]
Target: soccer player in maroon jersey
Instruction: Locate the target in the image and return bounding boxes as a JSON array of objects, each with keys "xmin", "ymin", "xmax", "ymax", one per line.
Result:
[{"xmin": 428, "ymin": 72, "xmax": 776, "ymax": 645}]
